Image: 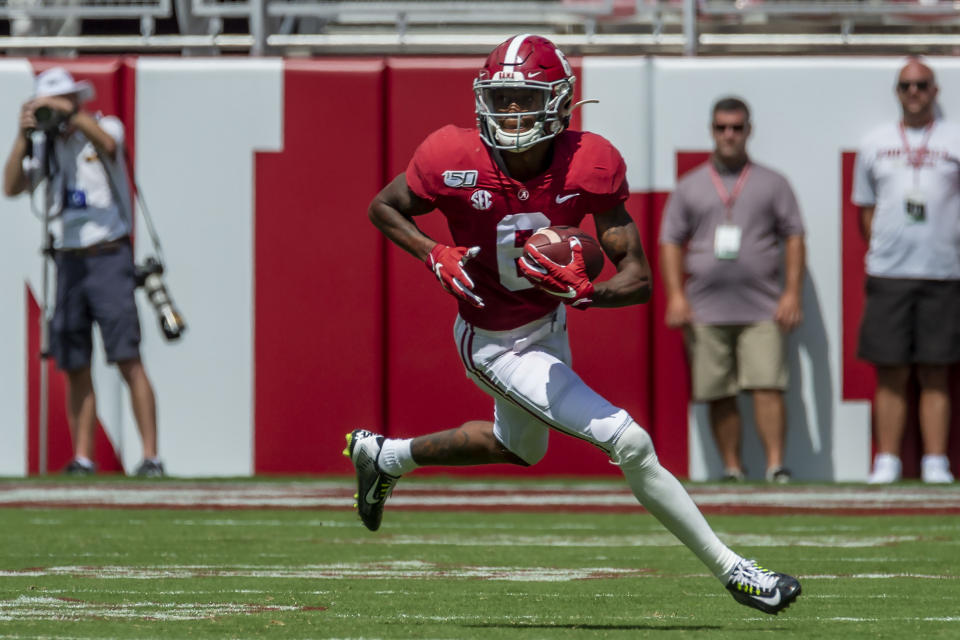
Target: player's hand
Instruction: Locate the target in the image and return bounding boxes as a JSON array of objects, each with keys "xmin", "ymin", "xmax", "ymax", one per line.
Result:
[
  {"xmin": 424, "ymin": 244, "xmax": 484, "ymax": 309},
  {"xmin": 664, "ymin": 292, "xmax": 693, "ymax": 328},
  {"xmin": 518, "ymin": 237, "xmax": 594, "ymax": 309}
]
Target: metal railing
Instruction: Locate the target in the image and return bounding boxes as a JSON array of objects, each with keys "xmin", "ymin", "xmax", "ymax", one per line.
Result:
[{"xmin": 2, "ymin": 0, "xmax": 960, "ymax": 55}]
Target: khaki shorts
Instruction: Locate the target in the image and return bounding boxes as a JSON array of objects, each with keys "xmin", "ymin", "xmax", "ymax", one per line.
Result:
[{"xmin": 685, "ymin": 321, "xmax": 787, "ymax": 402}]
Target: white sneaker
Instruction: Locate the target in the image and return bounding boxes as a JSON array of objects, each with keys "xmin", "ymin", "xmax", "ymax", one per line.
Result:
[
  {"xmin": 921, "ymin": 455, "xmax": 954, "ymax": 484},
  {"xmin": 867, "ymin": 453, "xmax": 901, "ymax": 484}
]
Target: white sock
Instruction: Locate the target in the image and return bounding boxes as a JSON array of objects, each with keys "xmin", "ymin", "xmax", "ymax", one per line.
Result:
[
  {"xmin": 620, "ymin": 453, "xmax": 741, "ymax": 583},
  {"xmin": 378, "ymin": 438, "xmax": 417, "ymax": 476},
  {"xmin": 74, "ymin": 456, "xmax": 94, "ymax": 468},
  {"xmin": 922, "ymin": 454, "xmax": 949, "ymax": 467}
]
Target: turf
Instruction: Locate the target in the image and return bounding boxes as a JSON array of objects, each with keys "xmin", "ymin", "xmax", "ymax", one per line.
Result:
[{"xmin": 0, "ymin": 480, "xmax": 959, "ymax": 639}]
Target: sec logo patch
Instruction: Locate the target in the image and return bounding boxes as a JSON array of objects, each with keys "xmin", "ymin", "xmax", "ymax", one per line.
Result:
[{"xmin": 471, "ymin": 190, "xmax": 493, "ymax": 211}]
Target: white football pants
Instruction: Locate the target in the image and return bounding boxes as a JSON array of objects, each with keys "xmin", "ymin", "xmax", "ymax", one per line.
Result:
[{"xmin": 454, "ymin": 307, "xmax": 740, "ymax": 580}]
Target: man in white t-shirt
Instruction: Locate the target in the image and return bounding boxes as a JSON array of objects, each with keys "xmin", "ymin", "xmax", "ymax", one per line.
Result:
[
  {"xmin": 2, "ymin": 67, "xmax": 164, "ymax": 478},
  {"xmin": 852, "ymin": 57, "xmax": 960, "ymax": 484}
]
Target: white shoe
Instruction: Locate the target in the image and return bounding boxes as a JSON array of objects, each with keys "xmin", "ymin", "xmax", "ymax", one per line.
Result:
[
  {"xmin": 921, "ymin": 455, "xmax": 954, "ymax": 484},
  {"xmin": 867, "ymin": 453, "xmax": 901, "ymax": 484}
]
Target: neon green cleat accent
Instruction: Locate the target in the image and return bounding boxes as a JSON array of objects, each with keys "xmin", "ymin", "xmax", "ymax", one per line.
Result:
[{"xmin": 726, "ymin": 559, "xmax": 801, "ymax": 615}]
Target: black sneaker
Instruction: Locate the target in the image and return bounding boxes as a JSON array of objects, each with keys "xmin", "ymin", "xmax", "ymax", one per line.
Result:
[
  {"xmin": 722, "ymin": 468, "xmax": 745, "ymax": 482},
  {"xmin": 343, "ymin": 429, "xmax": 400, "ymax": 532},
  {"xmin": 726, "ymin": 559, "xmax": 801, "ymax": 615},
  {"xmin": 63, "ymin": 458, "xmax": 95, "ymax": 476},
  {"xmin": 766, "ymin": 466, "xmax": 792, "ymax": 484},
  {"xmin": 133, "ymin": 459, "xmax": 165, "ymax": 478}
]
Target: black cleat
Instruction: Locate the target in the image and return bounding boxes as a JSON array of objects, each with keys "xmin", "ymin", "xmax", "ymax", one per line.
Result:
[
  {"xmin": 726, "ymin": 559, "xmax": 801, "ymax": 615},
  {"xmin": 343, "ymin": 429, "xmax": 400, "ymax": 532}
]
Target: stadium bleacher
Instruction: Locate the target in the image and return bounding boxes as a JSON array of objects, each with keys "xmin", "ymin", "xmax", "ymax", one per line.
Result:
[{"xmin": 1, "ymin": 0, "xmax": 960, "ymax": 55}]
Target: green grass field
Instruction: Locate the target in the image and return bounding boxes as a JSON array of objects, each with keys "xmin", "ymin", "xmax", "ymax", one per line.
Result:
[{"xmin": 1, "ymin": 478, "xmax": 959, "ymax": 639}]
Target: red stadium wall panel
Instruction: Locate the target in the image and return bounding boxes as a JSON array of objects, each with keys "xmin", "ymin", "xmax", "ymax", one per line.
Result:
[
  {"xmin": 253, "ymin": 59, "xmax": 386, "ymax": 473},
  {"xmin": 645, "ymin": 152, "xmax": 712, "ymax": 478},
  {"xmin": 25, "ymin": 59, "xmax": 127, "ymax": 475},
  {"xmin": 381, "ymin": 56, "xmax": 491, "ymax": 458}
]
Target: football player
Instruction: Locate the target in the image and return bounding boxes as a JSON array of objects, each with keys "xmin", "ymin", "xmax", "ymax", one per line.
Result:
[{"xmin": 348, "ymin": 34, "xmax": 801, "ymax": 615}]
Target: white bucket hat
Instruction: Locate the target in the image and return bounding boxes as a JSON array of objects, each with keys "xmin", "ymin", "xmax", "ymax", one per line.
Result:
[{"xmin": 33, "ymin": 67, "xmax": 95, "ymax": 102}]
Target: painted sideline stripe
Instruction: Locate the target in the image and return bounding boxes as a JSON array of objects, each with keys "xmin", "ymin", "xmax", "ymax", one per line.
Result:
[
  {"xmin": 1, "ymin": 482, "xmax": 959, "ymax": 514},
  {"xmin": 1, "ymin": 564, "xmax": 956, "ymax": 582},
  {"xmin": 0, "ymin": 564, "xmax": 653, "ymax": 582}
]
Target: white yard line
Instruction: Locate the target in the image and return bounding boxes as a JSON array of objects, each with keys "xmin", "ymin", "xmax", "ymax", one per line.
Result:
[
  {"xmin": 1, "ymin": 482, "xmax": 959, "ymax": 511},
  {"xmin": 0, "ymin": 563, "xmax": 654, "ymax": 582},
  {"xmin": 2, "ymin": 563, "xmax": 955, "ymax": 582}
]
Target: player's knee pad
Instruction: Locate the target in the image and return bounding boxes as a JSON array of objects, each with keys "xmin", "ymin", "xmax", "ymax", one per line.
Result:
[{"xmin": 610, "ymin": 422, "xmax": 658, "ymax": 470}]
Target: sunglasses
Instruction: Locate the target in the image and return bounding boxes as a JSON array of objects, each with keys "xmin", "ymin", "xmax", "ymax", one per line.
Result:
[
  {"xmin": 713, "ymin": 123, "xmax": 746, "ymax": 133},
  {"xmin": 898, "ymin": 81, "xmax": 932, "ymax": 92}
]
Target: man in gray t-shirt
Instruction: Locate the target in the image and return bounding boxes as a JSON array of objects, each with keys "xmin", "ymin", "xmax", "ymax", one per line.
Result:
[{"xmin": 659, "ymin": 96, "xmax": 806, "ymax": 483}]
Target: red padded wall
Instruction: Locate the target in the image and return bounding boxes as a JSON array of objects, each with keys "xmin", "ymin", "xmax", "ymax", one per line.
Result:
[
  {"xmin": 27, "ymin": 59, "xmax": 126, "ymax": 474},
  {"xmin": 840, "ymin": 151, "xmax": 875, "ymax": 401},
  {"xmin": 646, "ymin": 152, "xmax": 711, "ymax": 477},
  {"xmin": 381, "ymin": 57, "xmax": 491, "ymax": 463},
  {"xmin": 254, "ymin": 59, "xmax": 385, "ymax": 473}
]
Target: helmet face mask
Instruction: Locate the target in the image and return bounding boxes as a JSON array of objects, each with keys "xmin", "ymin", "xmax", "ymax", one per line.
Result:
[{"xmin": 474, "ymin": 34, "xmax": 576, "ymax": 152}]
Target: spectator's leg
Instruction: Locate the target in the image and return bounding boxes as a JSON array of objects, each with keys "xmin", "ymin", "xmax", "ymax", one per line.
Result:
[
  {"xmin": 874, "ymin": 365, "xmax": 910, "ymax": 454},
  {"xmin": 65, "ymin": 367, "xmax": 96, "ymax": 460},
  {"xmin": 916, "ymin": 364, "xmax": 950, "ymax": 456},
  {"xmin": 752, "ymin": 389, "xmax": 786, "ymax": 471},
  {"xmin": 708, "ymin": 395, "xmax": 742, "ymax": 473},
  {"xmin": 117, "ymin": 358, "xmax": 158, "ymax": 459},
  {"xmin": 8, "ymin": 0, "xmax": 35, "ymax": 37}
]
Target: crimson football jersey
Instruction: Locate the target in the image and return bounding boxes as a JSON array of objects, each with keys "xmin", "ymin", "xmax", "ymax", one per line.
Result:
[{"xmin": 407, "ymin": 125, "xmax": 629, "ymax": 330}]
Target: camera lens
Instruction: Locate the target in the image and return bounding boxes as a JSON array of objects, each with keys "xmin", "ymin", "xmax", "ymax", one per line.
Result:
[
  {"xmin": 34, "ymin": 106, "xmax": 53, "ymax": 123},
  {"xmin": 33, "ymin": 106, "xmax": 62, "ymax": 132}
]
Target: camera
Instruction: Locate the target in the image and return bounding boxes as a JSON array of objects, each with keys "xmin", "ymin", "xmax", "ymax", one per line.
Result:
[
  {"xmin": 32, "ymin": 106, "xmax": 66, "ymax": 132},
  {"xmin": 134, "ymin": 257, "xmax": 187, "ymax": 341}
]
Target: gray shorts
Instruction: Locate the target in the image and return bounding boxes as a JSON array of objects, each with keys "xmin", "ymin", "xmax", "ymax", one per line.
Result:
[
  {"xmin": 858, "ymin": 276, "xmax": 960, "ymax": 365},
  {"xmin": 50, "ymin": 240, "xmax": 142, "ymax": 371},
  {"xmin": 684, "ymin": 321, "xmax": 788, "ymax": 402}
]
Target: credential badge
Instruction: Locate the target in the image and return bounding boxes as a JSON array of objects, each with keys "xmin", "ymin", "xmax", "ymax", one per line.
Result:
[
  {"xmin": 443, "ymin": 170, "xmax": 478, "ymax": 188},
  {"xmin": 471, "ymin": 190, "xmax": 493, "ymax": 211}
]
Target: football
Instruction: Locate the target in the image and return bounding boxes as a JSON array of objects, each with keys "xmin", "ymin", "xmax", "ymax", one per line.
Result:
[{"xmin": 523, "ymin": 225, "xmax": 605, "ymax": 281}]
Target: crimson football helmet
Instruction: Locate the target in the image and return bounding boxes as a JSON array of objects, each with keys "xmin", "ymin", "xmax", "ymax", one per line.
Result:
[{"xmin": 474, "ymin": 34, "xmax": 576, "ymax": 152}]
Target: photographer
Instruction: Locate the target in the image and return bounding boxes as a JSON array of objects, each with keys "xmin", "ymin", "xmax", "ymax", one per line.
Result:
[{"xmin": 2, "ymin": 67, "xmax": 163, "ymax": 477}]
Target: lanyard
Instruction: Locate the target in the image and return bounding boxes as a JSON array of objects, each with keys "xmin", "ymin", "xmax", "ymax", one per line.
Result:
[
  {"xmin": 708, "ymin": 161, "xmax": 751, "ymax": 221},
  {"xmin": 898, "ymin": 121, "xmax": 935, "ymax": 188}
]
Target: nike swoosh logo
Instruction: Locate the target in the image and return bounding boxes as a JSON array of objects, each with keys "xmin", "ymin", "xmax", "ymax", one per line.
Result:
[
  {"xmin": 555, "ymin": 193, "xmax": 580, "ymax": 204},
  {"xmin": 364, "ymin": 482, "xmax": 382, "ymax": 504},
  {"xmin": 547, "ymin": 287, "xmax": 577, "ymax": 299},
  {"xmin": 753, "ymin": 591, "xmax": 782, "ymax": 607}
]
